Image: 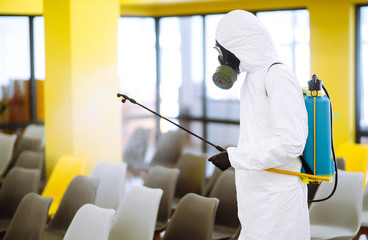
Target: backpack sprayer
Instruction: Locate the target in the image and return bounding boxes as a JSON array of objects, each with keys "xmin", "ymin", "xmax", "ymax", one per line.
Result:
[{"xmin": 117, "ymin": 74, "xmax": 337, "ymax": 202}]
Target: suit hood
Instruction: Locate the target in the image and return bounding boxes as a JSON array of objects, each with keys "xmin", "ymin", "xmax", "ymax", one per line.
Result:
[{"xmin": 215, "ymin": 10, "xmax": 281, "ymax": 73}]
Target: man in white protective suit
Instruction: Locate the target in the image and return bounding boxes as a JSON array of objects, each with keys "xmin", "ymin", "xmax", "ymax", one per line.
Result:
[{"xmin": 207, "ymin": 10, "xmax": 310, "ymax": 240}]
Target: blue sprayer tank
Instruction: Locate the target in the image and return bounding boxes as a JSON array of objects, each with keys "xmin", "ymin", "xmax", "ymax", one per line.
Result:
[{"xmin": 301, "ymin": 74, "xmax": 335, "ymax": 181}]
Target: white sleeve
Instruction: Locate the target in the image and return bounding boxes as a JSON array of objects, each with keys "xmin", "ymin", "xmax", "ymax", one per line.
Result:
[{"xmin": 227, "ymin": 65, "xmax": 308, "ymax": 170}]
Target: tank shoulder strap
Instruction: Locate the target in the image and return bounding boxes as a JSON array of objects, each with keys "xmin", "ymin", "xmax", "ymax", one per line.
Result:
[
  {"xmin": 265, "ymin": 62, "xmax": 283, "ymax": 97},
  {"xmin": 267, "ymin": 62, "xmax": 283, "ymax": 72}
]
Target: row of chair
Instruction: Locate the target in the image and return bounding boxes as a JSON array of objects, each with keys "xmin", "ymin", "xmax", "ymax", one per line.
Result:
[
  {"xmin": 0, "ymin": 170, "xmax": 220, "ymax": 240},
  {"xmin": 0, "ymin": 124, "xmax": 46, "ymax": 190},
  {"xmin": 122, "ymin": 128, "xmax": 240, "ymax": 239},
  {"xmin": 89, "ymin": 157, "xmax": 240, "ymax": 240}
]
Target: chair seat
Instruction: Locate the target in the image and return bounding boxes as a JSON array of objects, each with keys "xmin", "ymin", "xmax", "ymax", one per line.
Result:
[
  {"xmin": 212, "ymin": 225, "xmax": 238, "ymax": 240},
  {"xmin": 310, "ymin": 224, "xmax": 356, "ymax": 239}
]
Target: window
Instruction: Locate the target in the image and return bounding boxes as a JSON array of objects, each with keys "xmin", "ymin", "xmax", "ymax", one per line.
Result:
[
  {"xmin": 118, "ymin": 9, "xmax": 310, "ymax": 154},
  {"xmin": 257, "ymin": 10, "xmax": 310, "ymax": 87},
  {"xmin": 118, "ymin": 17, "xmax": 157, "ymax": 148},
  {"xmin": 356, "ymin": 5, "xmax": 368, "ymax": 143},
  {"xmin": 0, "ymin": 16, "xmax": 44, "ymax": 128}
]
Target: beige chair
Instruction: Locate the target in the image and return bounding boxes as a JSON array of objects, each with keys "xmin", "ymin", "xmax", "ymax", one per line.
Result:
[
  {"xmin": 162, "ymin": 193, "xmax": 219, "ymax": 240},
  {"xmin": 0, "ymin": 167, "xmax": 41, "ymax": 231},
  {"xmin": 22, "ymin": 124, "xmax": 46, "ymax": 148},
  {"xmin": 2, "ymin": 137, "xmax": 42, "ymax": 179},
  {"xmin": 63, "ymin": 203, "xmax": 115, "ymax": 240},
  {"xmin": 149, "ymin": 130, "xmax": 186, "ymax": 168},
  {"xmin": 3, "ymin": 193, "xmax": 52, "ymax": 240},
  {"xmin": 0, "ymin": 132, "xmax": 17, "ymax": 178},
  {"xmin": 109, "ymin": 185, "xmax": 163, "ymax": 240},
  {"xmin": 43, "ymin": 175, "xmax": 99, "ymax": 240},
  {"xmin": 123, "ymin": 127, "xmax": 151, "ymax": 171},
  {"xmin": 14, "ymin": 150, "xmax": 45, "ymax": 191},
  {"xmin": 172, "ymin": 153, "xmax": 207, "ymax": 209},
  {"xmin": 143, "ymin": 165, "xmax": 180, "ymax": 234},
  {"xmin": 203, "ymin": 167, "xmax": 222, "ymax": 197},
  {"xmin": 309, "ymin": 170, "xmax": 364, "ymax": 240},
  {"xmin": 90, "ymin": 161, "xmax": 127, "ymax": 210},
  {"xmin": 208, "ymin": 169, "xmax": 240, "ymax": 240}
]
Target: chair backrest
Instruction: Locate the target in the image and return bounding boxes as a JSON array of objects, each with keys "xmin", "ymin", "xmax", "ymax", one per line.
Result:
[
  {"xmin": 108, "ymin": 185, "xmax": 163, "ymax": 240},
  {"xmin": 150, "ymin": 130, "xmax": 186, "ymax": 168},
  {"xmin": 208, "ymin": 169, "xmax": 240, "ymax": 235},
  {"xmin": 22, "ymin": 124, "xmax": 45, "ymax": 148},
  {"xmin": 14, "ymin": 150, "xmax": 45, "ymax": 184},
  {"xmin": 174, "ymin": 153, "xmax": 207, "ymax": 199},
  {"xmin": 0, "ymin": 132, "xmax": 17, "ymax": 177},
  {"xmin": 143, "ymin": 165, "xmax": 180, "ymax": 232},
  {"xmin": 90, "ymin": 161, "xmax": 127, "ymax": 210},
  {"xmin": 203, "ymin": 167, "xmax": 222, "ymax": 197},
  {"xmin": 0, "ymin": 167, "xmax": 41, "ymax": 220},
  {"xmin": 336, "ymin": 142, "xmax": 368, "ymax": 187},
  {"xmin": 309, "ymin": 170, "xmax": 364, "ymax": 237},
  {"xmin": 45, "ymin": 175, "xmax": 99, "ymax": 233},
  {"xmin": 41, "ymin": 155, "xmax": 86, "ymax": 216},
  {"xmin": 162, "ymin": 193, "xmax": 219, "ymax": 240},
  {"xmin": 14, "ymin": 150, "xmax": 44, "ymax": 170},
  {"xmin": 336, "ymin": 157, "xmax": 346, "ymax": 170},
  {"xmin": 4, "ymin": 193, "xmax": 52, "ymax": 240},
  {"xmin": 123, "ymin": 127, "xmax": 150, "ymax": 169},
  {"xmin": 363, "ymin": 185, "xmax": 368, "ymax": 226},
  {"xmin": 63, "ymin": 203, "xmax": 115, "ymax": 240},
  {"xmin": 12, "ymin": 137, "xmax": 42, "ymax": 165}
]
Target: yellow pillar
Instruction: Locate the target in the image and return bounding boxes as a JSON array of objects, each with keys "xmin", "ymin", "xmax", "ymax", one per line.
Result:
[
  {"xmin": 43, "ymin": 0, "xmax": 122, "ymax": 177},
  {"xmin": 309, "ymin": 1, "xmax": 355, "ymax": 148}
]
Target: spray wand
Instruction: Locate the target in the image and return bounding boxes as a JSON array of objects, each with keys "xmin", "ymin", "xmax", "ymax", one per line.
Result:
[{"xmin": 117, "ymin": 93, "xmax": 225, "ymax": 152}]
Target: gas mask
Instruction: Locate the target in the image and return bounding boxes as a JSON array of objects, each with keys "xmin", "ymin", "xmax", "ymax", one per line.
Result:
[{"xmin": 212, "ymin": 41, "xmax": 240, "ymax": 89}]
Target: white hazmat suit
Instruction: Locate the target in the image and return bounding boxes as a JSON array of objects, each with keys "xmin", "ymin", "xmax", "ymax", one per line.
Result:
[{"xmin": 215, "ymin": 10, "xmax": 310, "ymax": 239}]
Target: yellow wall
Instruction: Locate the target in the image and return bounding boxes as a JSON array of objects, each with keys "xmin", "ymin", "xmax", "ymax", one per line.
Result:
[
  {"xmin": 43, "ymin": 0, "xmax": 122, "ymax": 177},
  {"xmin": 0, "ymin": 0, "xmax": 42, "ymax": 15}
]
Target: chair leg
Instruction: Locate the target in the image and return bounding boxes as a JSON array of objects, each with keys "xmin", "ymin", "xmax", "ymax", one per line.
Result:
[{"xmin": 353, "ymin": 227, "xmax": 368, "ymax": 240}]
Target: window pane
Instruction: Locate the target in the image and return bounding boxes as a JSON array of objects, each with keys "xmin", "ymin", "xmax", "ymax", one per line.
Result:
[
  {"xmin": 33, "ymin": 16, "xmax": 45, "ymax": 121},
  {"xmin": 118, "ymin": 17, "xmax": 156, "ymax": 116},
  {"xmin": 159, "ymin": 16, "xmax": 204, "ymax": 122},
  {"xmin": 257, "ymin": 10, "xmax": 310, "ymax": 87},
  {"xmin": 0, "ymin": 16, "xmax": 30, "ymax": 123},
  {"xmin": 118, "ymin": 17, "xmax": 157, "ymax": 141},
  {"xmin": 160, "ymin": 17, "xmax": 181, "ymax": 120},
  {"xmin": 34, "ymin": 16, "xmax": 45, "ymax": 81}
]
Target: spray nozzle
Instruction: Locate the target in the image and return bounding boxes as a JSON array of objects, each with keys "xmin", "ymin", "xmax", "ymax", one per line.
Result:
[
  {"xmin": 117, "ymin": 93, "xmax": 137, "ymax": 104},
  {"xmin": 308, "ymin": 74, "xmax": 323, "ymax": 93}
]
